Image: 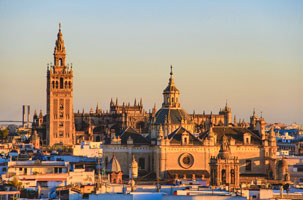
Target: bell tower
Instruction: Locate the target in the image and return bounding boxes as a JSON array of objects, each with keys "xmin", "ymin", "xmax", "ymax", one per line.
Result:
[{"xmin": 46, "ymin": 24, "xmax": 75, "ymax": 146}]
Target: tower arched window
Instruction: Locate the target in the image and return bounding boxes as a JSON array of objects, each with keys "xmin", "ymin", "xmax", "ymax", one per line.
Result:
[
  {"xmin": 65, "ymin": 81, "xmax": 67, "ymax": 88},
  {"xmin": 56, "ymin": 81, "xmax": 58, "ymax": 89},
  {"xmin": 60, "ymin": 78, "xmax": 64, "ymax": 89},
  {"xmin": 69, "ymin": 81, "xmax": 71, "ymax": 89},
  {"xmin": 52, "ymin": 81, "xmax": 55, "ymax": 88},
  {"xmin": 59, "ymin": 58, "xmax": 62, "ymax": 66},
  {"xmin": 231, "ymin": 169, "xmax": 235, "ymax": 184}
]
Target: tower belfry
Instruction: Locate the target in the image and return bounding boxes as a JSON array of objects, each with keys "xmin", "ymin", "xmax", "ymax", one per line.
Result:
[{"xmin": 46, "ymin": 24, "xmax": 75, "ymax": 146}]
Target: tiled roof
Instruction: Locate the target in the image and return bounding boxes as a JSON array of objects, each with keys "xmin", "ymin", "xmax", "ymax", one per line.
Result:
[
  {"xmin": 200, "ymin": 127, "xmax": 262, "ymax": 145},
  {"xmin": 120, "ymin": 127, "xmax": 150, "ymax": 145}
]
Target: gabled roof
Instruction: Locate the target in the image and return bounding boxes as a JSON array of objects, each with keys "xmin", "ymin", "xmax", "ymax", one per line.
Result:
[
  {"xmin": 119, "ymin": 127, "xmax": 150, "ymax": 145},
  {"xmin": 167, "ymin": 127, "xmax": 203, "ymax": 145}
]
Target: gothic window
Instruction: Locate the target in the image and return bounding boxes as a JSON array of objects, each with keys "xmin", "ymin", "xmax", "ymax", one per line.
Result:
[
  {"xmin": 69, "ymin": 81, "xmax": 71, "ymax": 89},
  {"xmin": 59, "ymin": 58, "xmax": 62, "ymax": 66},
  {"xmin": 245, "ymin": 160, "xmax": 252, "ymax": 171},
  {"xmin": 56, "ymin": 81, "xmax": 58, "ymax": 89},
  {"xmin": 139, "ymin": 158, "xmax": 145, "ymax": 170},
  {"xmin": 60, "ymin": 78, "xmax": 64, "ymax": 89},
  {"xmin": 65, "ymin": 81, "xmax": 67, "ymax": 88},
  {"xmin": 60, "ymin": 104, "xmax": 64, "ymax": 110},
  {"xmin": 231, "ymin": 169, "xmax": 235, "ymax": 184},
  {"xmin": 52, "ymin": 81, "xmax": 55, "ymax": 88},
  {"xmin": 172, "ymin": 97, "xmax": 174, "ymax": 102}
]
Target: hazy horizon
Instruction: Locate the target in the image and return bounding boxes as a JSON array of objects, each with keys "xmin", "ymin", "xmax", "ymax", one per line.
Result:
[{"xmin": 0, "ymin": 0, "xmax": 302, "ymax": 125}]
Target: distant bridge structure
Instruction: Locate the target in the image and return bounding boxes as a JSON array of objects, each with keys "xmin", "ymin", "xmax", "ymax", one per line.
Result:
[{"xmin": 0, "ymin": 120, "xmax": 32, "ymax": 123}]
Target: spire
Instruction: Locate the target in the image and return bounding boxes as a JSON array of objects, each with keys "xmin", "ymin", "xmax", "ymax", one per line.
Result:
[
  {"xmin": 34, "ymin": 110, "xmax": 37, "ymax": 117},
  {"xmin": 158, "ymin": 124, "xmax": 164, "ymax": 139},
  {"xmin": 96, "ymin": 102, "xmax": 100, "ymax": 113},
  {"xmin": 134, "ymin": 98, "xmax": 137, "ymax": 106},
  {"xmin": 54, "ymin": 23, "xmax": 66, "ymax": 67},
  {"xmin": 39, "ymin": 110, "xmax": 43, "ymax": 118},
  {"xmin": 169, "ymin": 65, "xmax": 174, "ymax": 85},
  {"xmin": 140, "ymin": 98, "xmax": 143, "ymax": 107}
]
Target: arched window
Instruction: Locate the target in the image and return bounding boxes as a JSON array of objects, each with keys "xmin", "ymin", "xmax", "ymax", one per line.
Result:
[
  {"xmin": 231, "ymin": 169, "xmax": 235, "ymax": 184},
  {"xmin": 56, "ymin": 81, "xmax": 58, "ymax": 89},
  {"xmin": 69, "ymin": 81, "xmax": 71, "ymax": 88},
  {"xmin": 172, "ymin": 97, "xmax": 174, "ymax": 102},
  {"xmin": 65, "ymin": 81, "xmax": 67, "ymax": 88},
  {"xmin": 221, "ymin": 169, "xmax": 226, "ymax": 185},
  {"xmin": 60, "ymin": 78, "xmax": 64, "ymax": 89},
  {"xmin": 52, "ymin": 81, "xmax": 55, "ymax": 88},
  {"xmin": 59, "ymin": 58, "xmax": 62, "ymax": 66}
]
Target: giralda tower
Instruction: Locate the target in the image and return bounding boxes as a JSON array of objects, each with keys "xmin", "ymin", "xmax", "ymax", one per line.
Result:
[{"xmin": 46, "ymin": 24, "xmax": 75, "ymax": 146}]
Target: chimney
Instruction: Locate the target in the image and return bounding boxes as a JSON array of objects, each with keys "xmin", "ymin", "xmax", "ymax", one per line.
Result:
[
  {"xmin": 27, "ymin": 105, "xmax": 30, "ymax": 127},
  {"xmin": 22, "ymin": 105, "xmax": 25, "ymax": 127}
]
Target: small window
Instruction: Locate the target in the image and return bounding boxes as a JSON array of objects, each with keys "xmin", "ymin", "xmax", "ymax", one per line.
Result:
[
  {"xmin": 59, "ymin": 58, "xmax": 62, "ymax": 66},
  {"xmin": 245, "ymin": 160, "xmax": 252, "ymax": 171},
  {"xmin": 52, "ymin": 81, "xmax": 55, "ymax": 89},
  {"xmin": 139, "ymin": 158, "xmax": 145, "ymax": 170},
  {"xmin": 69, "ymin": 81, "xmax": 71, "ymax": 89},
  {"xmin": 60, "ymin": 104, "xmax": 64, "ymax": 110},
  {"xmin": 2, "ymin": 168, "xmax": 6, "ymax": 172},
  {"xmin": 172, "ymin": 97, "xmax": 174, "ymax": 102},
  {"xmin": 246, "ymin": 138, "xmax": 249, "ymax": 144},
  {"xmin": 56, "ymin": 81, "xmax": 58, "ymax": 89},
  {"xmin": 65, "ymin": 81, "xmax": 67, "ymax": 88},
  {"xmin": 19, "ymin": 168, "xmax": 22, "ymax": 171},
  {"xmin": 59, "ymin": 112, "xmax": 64, "ymax": 119}
]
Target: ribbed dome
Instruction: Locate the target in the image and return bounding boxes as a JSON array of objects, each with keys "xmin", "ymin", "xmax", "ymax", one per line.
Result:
[
  {"xmin": 163, "ymin": 84, "xmax": 179, "ymax": 93},
  {"xmin": 217, "ymin": 135, "xmax": 231, "ymax": 159},
  {"xmin": 154, "ymin": 108, "xmax": 192, "ymax": 125},
  {"xmin": 106, "ymin": 154, "xmax": 121, "ymax": 173}
]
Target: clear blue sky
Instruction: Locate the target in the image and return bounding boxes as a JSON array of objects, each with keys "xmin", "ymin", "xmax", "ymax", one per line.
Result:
[{"xmin": 0, "ymin": 0, "xmax": 302, "ymax": 124}]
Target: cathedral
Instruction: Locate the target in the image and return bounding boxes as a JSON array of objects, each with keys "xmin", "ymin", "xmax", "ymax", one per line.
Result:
[{"xmin": 32, "ymin": 24, "xmax": 289, "ymax": 187}]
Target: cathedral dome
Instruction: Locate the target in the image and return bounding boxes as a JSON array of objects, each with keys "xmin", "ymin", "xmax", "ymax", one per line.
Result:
[
  {"xmin": 106, "ymin": 153, "xmax": 122, "ymax": 173},
  {"xmin": 154, "ymin": 108, "xmax": 192, "ymax": 125}
]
